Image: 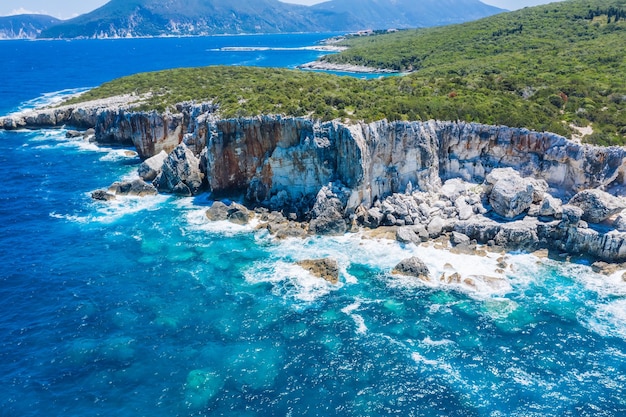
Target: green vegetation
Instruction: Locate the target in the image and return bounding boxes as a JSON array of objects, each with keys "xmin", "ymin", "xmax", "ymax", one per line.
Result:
[
  {"xmin": 323, "ymin": 0, "xmax": 626, "ymax": 145},
  {"xmin": 67, "ymin": 0, "xmax": 626, "ymax": 145}
]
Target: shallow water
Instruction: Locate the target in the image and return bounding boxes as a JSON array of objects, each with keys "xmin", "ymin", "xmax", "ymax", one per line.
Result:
[{"xmin": 1, "ymin": 35, "xmax": 626, "ymax": 416}]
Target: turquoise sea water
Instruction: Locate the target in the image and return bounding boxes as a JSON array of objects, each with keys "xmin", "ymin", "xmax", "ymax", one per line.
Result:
[{"xmin": 1, "ymin": 35, "xmax": 626, "ymax": 416}]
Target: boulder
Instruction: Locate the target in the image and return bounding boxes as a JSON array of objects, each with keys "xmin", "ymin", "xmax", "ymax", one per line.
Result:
[
  {"xmin": 296, "ymin": 258, "xmax": 340, "ymax": 284},
  {"xmin": 427, "ymin": 216, "xmax": 446, "ymax": 238},
  {"xmin": 309, "ymin": 184, "xmax": 349, "ymax": 235},
  {"xmin": 154, "ymin": 144, "xmax": 204, "ymax": 196},
  {"xmin": 206, "ymin": 201, "xmax": 252, "ymax": 225},
  {"xmin": 568, "ymin": 189, "xmax": 625, "ymax": 223},
  {"xmin": 493, "ymin": 219, "xmax": 539, "ymax": 249},
  {"xmin": 257, "ymin": 210, "xmax": 308, "ymax": 239},
  {"xmin": 613, "ymin": 212, "xmax": 626, "ymax": 232},
  {"xmin": 358, "ymin": 206, "xmax": 384, "ymax": 229},
  {"xmin": 562, "ymin": 204, "xmax": 584, "ymax": 225},
  {"xmin": 91, "ymin": 189, "xmax": 116, "ymax": 201},
  {"xmin": 138, "ymin": 150, "xmax": 168, "ymax": 182},
  {"xmin": 440, "ymin": 178, "xmax": 470, "ymax": 201},
  {"xmin": 450, "ymin": 232, "xmax": 471, "ymax": 246},
  {"xmin": 529, "ymin": 195, "xmax": 563, "ymax": 218},
  {"xmin": 108, "ymin": 179, "xmax": 158, "ymax": 197},
  {"xmin": 485, "ymin": 168, "xmax": 535, "ymax": 219},
  {"xmin": 268, "ymin": 221, "xmax": 309, "ymax": 239},
  {"xmin": 392, "ymin": 257, "xmax": 430, "ymax": 280},
  {"xmin": 454, "ymin": 218, "xmax": 502, "ymax": 243},
  {"xmin": 455, "ymin": 196, "xmax": 474, "ymax": 221},
  {"xmin": 396, "ymin": 225, "xmax": 427, "ymax": 245},
  {"xmin": 66, "ymin": 130, "xmax": 83, "ymax": 138}
]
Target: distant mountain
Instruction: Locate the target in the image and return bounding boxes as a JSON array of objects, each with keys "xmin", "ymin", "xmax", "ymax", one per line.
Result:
[
  {"xmin": 312, "ymin": 0, "xmax": 505, "ymax": 29},
  {"xmin": 39, "ymin": 0, "xmax": 326, "ymax": 38},
  {"xmin": 38, "ymin": 0, "xmax": 505, "ymax": 39},
  {"xmin": 0, "ymin": 14, "xmax": 61, "ymax": 39}
]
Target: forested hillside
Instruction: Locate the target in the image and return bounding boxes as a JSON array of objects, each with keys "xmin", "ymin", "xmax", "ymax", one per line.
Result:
[
  {"xmin": 66, "ymin": 0, "xmax": 626, "ymax": 145},
  {"xmin": 323, "ymin": 0, "xmax": 626, "ymax": 144}
]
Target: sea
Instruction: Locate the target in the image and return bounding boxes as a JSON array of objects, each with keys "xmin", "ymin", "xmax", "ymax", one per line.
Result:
[{"xmin": 0, "ymin": 34, "xmax": 625, "ymax": 417}]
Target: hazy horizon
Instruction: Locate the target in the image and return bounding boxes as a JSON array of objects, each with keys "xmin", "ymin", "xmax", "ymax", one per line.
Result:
[{"xmin": 1, "ymin": 0, "xmax": 562, "ymax": 20}]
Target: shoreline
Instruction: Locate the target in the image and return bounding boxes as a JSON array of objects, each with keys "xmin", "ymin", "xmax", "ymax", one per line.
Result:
[
  {"xmin": 4, "ymin": 100, "xmax": 626, "ymax": 264},
  {"xmin": 298, "ymin": 60, "xmax": 402, "ymax": 74}
]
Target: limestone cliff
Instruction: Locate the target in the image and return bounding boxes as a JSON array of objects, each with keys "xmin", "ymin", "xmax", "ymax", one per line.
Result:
[
  {"xmin": 3, "ymin": 102, "xmax": 626, "ymax": 207},
  {"xmin": 5, "ymin": 101, "xmax": 626, "ymax": 261}
]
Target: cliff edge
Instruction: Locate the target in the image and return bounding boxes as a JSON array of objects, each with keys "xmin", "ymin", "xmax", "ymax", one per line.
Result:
[{"xmin": 3, "ymin": 102, "xmax": 626, "ymax": 262}]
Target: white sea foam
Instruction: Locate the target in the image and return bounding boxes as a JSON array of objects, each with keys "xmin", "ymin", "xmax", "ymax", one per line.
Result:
[
  {"xmin": 243, "ymin": 260, "xmax": 338, "ymax": 302},
  {"xmin": 181, "ymin": 201, "xmax": 258, "ymax": 237},
  {"xmin": 26, "ymin": 129, "xmax": 67, "ymax": 142},
  {"xmin": 583, "ymin": 299, "xmax": 626, "ymax": 340},
  {"xmin": 27, "ymin": 128, "xmax": 139, "ymax": 163},
  {"xmin": 210, "ymin": 45, "xmax": 344, "ymax": 53},
  {"xmin": 93, "ymin": 194, "xmax": 170, "ymax": 223},
  {"xmin": 341, "ymin": 301, "xmax": 368, "ymax": 334},
  {"xmin": 411, "ymin": 352, "xmax": 440, "ymax": 367},
  {"xmin": 150, "ymin": 195, "xmax": 626, "ymax": 318},
  {"xmin": 52, "ymin": 194, "xmax": 170, "ymax": 224},
  {"xmin": 16, "ymin": 87, "xmax": 92, "ymax": 111},
  {"xmin": 421, "ymin": 336, "xmax": 454, "ymax": 347}
]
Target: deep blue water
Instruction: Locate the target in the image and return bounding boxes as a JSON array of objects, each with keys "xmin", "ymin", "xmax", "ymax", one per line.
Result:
[{"xmin": 1, "ymin": 35, "xmax": 626, "ymax": 417}]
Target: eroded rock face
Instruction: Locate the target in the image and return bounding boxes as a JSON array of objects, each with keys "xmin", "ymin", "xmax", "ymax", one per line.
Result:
[
  {"xmin": 138, "ymin": 150, "xmax": 168, "ymax": 182},
  {"xmin": 9, "ymin": 100, "xmax": 626, "ymax": 262},
  {"xmin": 154, "ymin": 143, "xmax": 204, "ymax": 196}
]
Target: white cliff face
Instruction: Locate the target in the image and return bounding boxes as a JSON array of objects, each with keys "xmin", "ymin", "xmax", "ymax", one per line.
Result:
[
  {"xmin": 6, "ymin": 101, "xmax": 626, "ymax": 261},
  {"xmin": 3, "ymin": 101, "xmax": 626, "ymax": 204}
]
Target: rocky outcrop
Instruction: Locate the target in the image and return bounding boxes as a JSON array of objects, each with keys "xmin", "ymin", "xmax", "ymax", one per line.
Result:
[
  {"xmin": 296, "ymin": 258, "xmax": 340, "ymax": 284},
  {"xmin": 7, "ymin": 101, "xmax": 626, "ymax": 261},
  {"xmin": 92, "ymin": 179, "xmax": 158, "ymax": 200},
  {"xmin": 309, "ymin": 184, "xmax": 351, "ymax": 235},
  {"xmin": 568, "ymin": 189, "xmax": 625, "ymax": 223},
  {"xmin": 485, "ymin": 168, "xmax": 546, "ymax": 219},
  {"xmin": 154, "ymin": 143, "xmax": 204, "ymax": 196},
  {"xmin": 392, "ymin": 257, "xmax": 430, "ymax": 280},
  {"xmin": 205, "ymin": 201, "xmax": 252, "ymax": 225}
]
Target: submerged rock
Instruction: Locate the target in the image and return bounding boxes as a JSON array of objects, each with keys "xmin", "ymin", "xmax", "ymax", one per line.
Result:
[
  {"xmin": 184, "ymin": 369, "xmax": 224, "ymax": 410},
  {"xmin": 392, "ymin": 257, "xmax": 430, "ymax": 280},
  {"xmin": 296, "ymin": 258, "xmax": 340, "ymax": 284}
]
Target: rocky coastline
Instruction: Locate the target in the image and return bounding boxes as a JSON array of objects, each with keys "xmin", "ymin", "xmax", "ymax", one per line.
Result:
[
  {"xmin": 298, "ymin": 60, "xmax": 401, "ymax": 74},
  {"xmin": 3, "ymin": 101, "xmax": 626, "ymax": 265}
]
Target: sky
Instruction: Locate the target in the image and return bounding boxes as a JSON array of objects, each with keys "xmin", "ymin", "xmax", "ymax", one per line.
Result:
[{"xmin": 0, "ymin": 0, "xmax": 562, "ymax": 20}]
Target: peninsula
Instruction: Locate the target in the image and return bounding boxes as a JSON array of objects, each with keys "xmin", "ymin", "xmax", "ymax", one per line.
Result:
[{"xmin": 2, "ymin": 0, "xmax": 626, "ymax": 267}]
